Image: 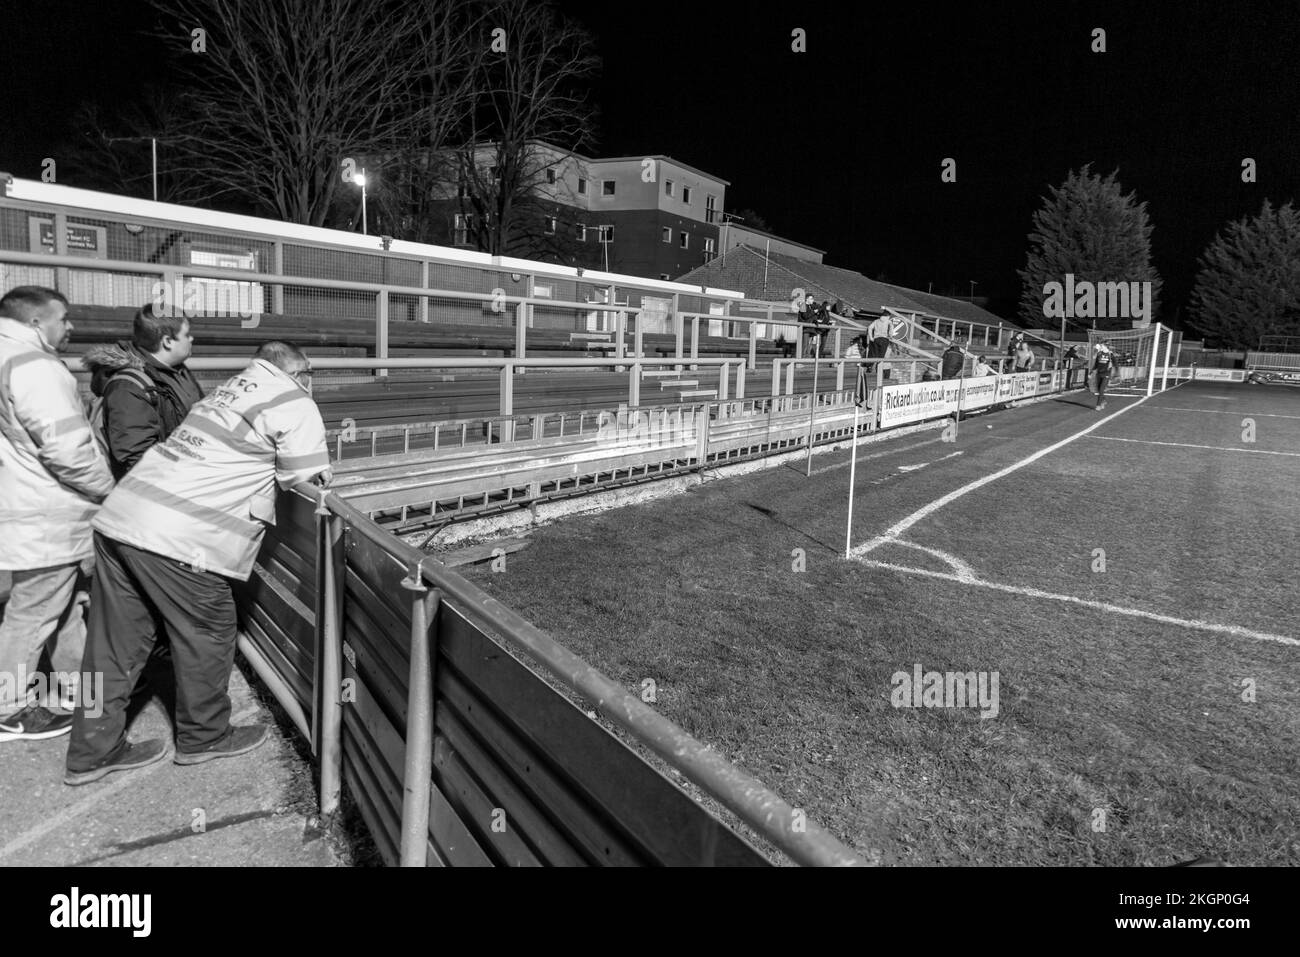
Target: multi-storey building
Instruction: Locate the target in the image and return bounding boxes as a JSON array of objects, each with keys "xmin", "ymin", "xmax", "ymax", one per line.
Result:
[{"xmin": 427, "ymin": 141, "xmax": 729, "ymax": 280}]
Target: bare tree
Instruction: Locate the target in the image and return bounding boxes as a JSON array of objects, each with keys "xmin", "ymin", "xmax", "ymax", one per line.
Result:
[
  {"xmin": 148, "ymin": 0, "xmax": 471, "ymax": 226},
  {"xmin": 60, "ymin": 89, "xmax": 198, "ymax": 203},
  {"xmin": 453, "ymin": 0, "xmax": 600, "ymax": 261},
  {"xmin": 364, "ymin": 0, "xmax": 490, "ymax": 243}
]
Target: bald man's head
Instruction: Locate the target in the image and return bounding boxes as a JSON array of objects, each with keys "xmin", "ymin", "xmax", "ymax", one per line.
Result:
[{"xmin": 255, "ymin": 340, "xmax": 309, "ymax": 374}]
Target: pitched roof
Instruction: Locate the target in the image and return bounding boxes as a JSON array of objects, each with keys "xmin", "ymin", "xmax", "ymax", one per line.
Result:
[{"xmin": 676, "ymin": 246, "xmax": 1007, "ymax": 327}]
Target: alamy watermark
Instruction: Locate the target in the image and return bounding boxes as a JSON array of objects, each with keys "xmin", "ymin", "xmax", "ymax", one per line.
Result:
[
  {"xmin": 1042, "ymin": 273, "xmax": 1152, "ymax": 324},
  {"xmin": 1, "ymin": 666, "xmax": 104, "ymax": 718},
  {"xmin": 890, "ymin": 663, "xmax": 1000, "ymax": 719},
  {"xmin": 150, "ymin": 277, "xmax": 261, "ymax": 327}
]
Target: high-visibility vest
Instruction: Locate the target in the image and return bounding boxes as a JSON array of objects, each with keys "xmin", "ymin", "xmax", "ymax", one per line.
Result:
[
  {"xmin": 0, "ymin": 318, "xmax": 114, "ymax": 570},
  {"xmin": 92, "ymin": 359, "xmax": 329, "ymax": 581}
]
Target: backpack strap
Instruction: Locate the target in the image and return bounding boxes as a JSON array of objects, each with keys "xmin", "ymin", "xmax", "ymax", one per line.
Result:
[{"xmin": 106, "ymin": 368, "xmax": 157, "ymax": 404}]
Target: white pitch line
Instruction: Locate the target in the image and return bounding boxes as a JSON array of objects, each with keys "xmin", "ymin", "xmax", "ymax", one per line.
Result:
[
  {"xmin": 850, "ymin": 391, "xmax": 1158, "ymax": 558},
  {"xmin": 808, "ymin": 437, "xmax": 940, "ymax": 476},
  {"xmin": 878, "ymin": 539, "xmax": 978, "ymax": 580},
  {"xmin": 857, "ymin": 559, "xmax": 1300, "ymax": 647},
  {"xmin": 1087, "ymin": 435, "xmax": 1300, "ymax": 457},
  {"xmin": 0, "ymin": 704, "xmax": 261, "ymax": 862},
  {"xmin": 1148, "ymin": 407, "xmax": 1300, "ymax": 420}
]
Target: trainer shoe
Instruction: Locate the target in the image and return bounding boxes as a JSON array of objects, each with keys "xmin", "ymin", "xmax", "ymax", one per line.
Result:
[
  {"xmin": 64, "ymin": 739, "xmax": 168, "ymax": 786},
  {"xmin": 0, "ymin": 705, "xmax": 73, "ymax": 742},
  {"xmin": 174, "ymin": 724, "xmax": 270, "ymax": 766}
]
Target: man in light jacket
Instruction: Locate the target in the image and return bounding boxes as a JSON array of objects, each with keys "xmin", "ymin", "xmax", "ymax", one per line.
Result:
[
  {"xmin": 0, "ymin": 286, "xmax": 114, "ymax": 742},
  {"xmin": 66, "ymin": 341, "xmax": 332, "ymax": 785}
]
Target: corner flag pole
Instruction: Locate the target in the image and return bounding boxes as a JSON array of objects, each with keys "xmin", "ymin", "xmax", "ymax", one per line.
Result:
[
  {"xmin": 844, "ymin": 378, "xmax": 862, "ymax": 559},
  {"xmin": 804, "ymin": 333, "xmax": 823, "ymax": 476}
]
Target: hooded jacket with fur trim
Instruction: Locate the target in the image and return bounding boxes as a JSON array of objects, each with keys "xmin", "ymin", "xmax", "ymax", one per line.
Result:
[{"xmin": 82, "ymin": 340, "xmax": 204, "ymax": 479}]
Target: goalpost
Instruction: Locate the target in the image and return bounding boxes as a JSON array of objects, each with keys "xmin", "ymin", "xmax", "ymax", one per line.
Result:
[{"xmin": 1086, "ymin": 322, "xmax": 1180, "ymax": 396}]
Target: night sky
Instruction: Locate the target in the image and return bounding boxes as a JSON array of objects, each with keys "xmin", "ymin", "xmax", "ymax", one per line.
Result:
[{"xmin": 3, "ymin": 0, "xmax": 1297, "ymax": 322}]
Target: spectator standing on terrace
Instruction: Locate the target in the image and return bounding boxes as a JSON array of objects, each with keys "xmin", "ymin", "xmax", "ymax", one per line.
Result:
[
  {"xmin": 973, "ymin": 355, "xmax": 996, "ymax": 376},
  {"xmin": 941, "ymin": 341, "xmax": 965, "ymax": 379},
  {"xmin": 1091, "ymin": 342, "xmax": 1115, "ymax": 411},
  {"xmin": 65, "ymin": 341, "xmax": 332, "ymax": 785},
  {"xmin": 845, "ymin": 335, "xmax": 870, "ymax": 405},
  {"xmin": 1062, "ymin": 345, "xmax": 1081, "ymax": 389},
  {"xmin": 1006, "ymin": 331, "xmax": 1024, "ymax": 363},
  {"xmin": 864, "ymin": 313, "xmax": 893, "ymax": 379},
  {"xmin": 1014, "ymin": 339, "xmax": 1035, "ymax": 372},
  {"xmin": 0, "ymin": 286, "xmax": 114, "ymax": 743},
  {"xmin": 83, "ymin": 303, "xmax": 204, "ymax": 479}
]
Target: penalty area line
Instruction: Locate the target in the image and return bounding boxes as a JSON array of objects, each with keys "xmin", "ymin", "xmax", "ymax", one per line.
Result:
[
  {"xmin": 1086, "ymin": 435, "xmax": 1300, "ymax": 457},
  {"xmin": 850, "ymin": 387, "xmax": 1164, "ymax": 558},
  {"xmin": 857, "ymin": 559, "xmax": 1300, "ymax": 648}
]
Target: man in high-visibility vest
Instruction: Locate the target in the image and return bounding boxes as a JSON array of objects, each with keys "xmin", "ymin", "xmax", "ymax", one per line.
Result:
[
  {"xmin": 0, "ymin": 286, "xmax": 114, "ymax": 743},
  {"xmin": 65, "ymin": 341, "xmax": 332, "ymax": 785}
]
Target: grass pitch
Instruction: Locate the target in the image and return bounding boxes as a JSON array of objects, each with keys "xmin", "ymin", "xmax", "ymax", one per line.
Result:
[{"xmin": 459, "ymin": 382, "xmax": 1300, "ymax": 865}]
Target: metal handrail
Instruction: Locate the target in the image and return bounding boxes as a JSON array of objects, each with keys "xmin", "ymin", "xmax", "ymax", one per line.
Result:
[{"xmin": 302, "ymin": 484, "xmax": 866, "ymax": 866}]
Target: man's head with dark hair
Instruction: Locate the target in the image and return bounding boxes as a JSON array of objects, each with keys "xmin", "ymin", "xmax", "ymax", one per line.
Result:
[
  {"xmin": 0, "ymin": 285, "xmax": 73, "ymax": 351},
  {"xmin": 133, "ymin": 303, "xmax": 193, "ymax": 366}
]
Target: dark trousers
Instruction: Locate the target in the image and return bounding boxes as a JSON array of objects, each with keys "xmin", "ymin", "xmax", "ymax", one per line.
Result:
[
  {"xmin": 67, "ymin": 533, "xmax": 238, "ymax": 771},
  {"xmin": 866, "ymin": 338, "xmax": 890, "ymax": 378},
  {"xmin": 1095, "ymin": 373, "xmax": 1111, "ymax": 406}
]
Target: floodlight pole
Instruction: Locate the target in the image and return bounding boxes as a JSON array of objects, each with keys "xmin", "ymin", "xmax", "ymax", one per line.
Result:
[{"xmin": 361, "ymin": 168, "xmax": 368, "ymax": 236}]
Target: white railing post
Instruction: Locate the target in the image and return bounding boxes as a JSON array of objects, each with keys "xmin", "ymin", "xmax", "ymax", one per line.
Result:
[
  {"xmin": 376, "ymin": 289, "xmax": 389, "ymax": 378},
  {"xmin": 673, "ymin": 293, "xmax": 683, "ymax": 372},
  {"xmin": 499, "ymin": 363, "xmax": 515, "ymax": 442},
  {"xmin": 419, "ymin": 261, "xmax": 430, "ymax": 323}
]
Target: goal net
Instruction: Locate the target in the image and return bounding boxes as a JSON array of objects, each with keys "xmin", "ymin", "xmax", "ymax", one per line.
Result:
[{"xmin": 1086, "ymin": 323, "xmax": 1181, "ymax": 395}]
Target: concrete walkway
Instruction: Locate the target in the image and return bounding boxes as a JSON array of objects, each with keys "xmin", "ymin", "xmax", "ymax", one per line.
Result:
[{"xmin": 1, "ymin": 657, "xmax": 342, "ymax": 867}]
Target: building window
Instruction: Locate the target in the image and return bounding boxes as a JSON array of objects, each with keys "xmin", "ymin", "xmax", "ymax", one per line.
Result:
[
  {"xmin": 704, "ymin": 237, "xmax": 715, "ymax": 256},
  {"xmin": 661, "ymin": 226, "xmax": 672, "ymax": 244},
  {"xmin": 577, "ymin": 177, "xmax": 588, "ymax": 195},
  {"xmin": 546, "ymin": 168, "xmax": 556, "ymax": 184},
  {"xmin": 453, "ymin": 213, "xmax": 469, "ymax": 246},
  {"xmin": 602, "ymin": 180, "xmax": 616, "ymax": 196},
  {"xmin": 682, "ymin": 186, "xmax": 692, "ymax": 204},
  {"xmin": 705, "ymin": 195, "xmax": 716, "ymax": 223},
  {"xmin": 659, "ymin": 274, "xmax": 670, "ymax": 281},
  {"xmin": 665, "ymin": 180, "xmax": 675, "ymax": 197},
  {"xmin": 577, "ymin": 224, "xmax": 587, "ymax": 242},
  {"xmin": 545, "ymin": 216, "xmax": 556, "ymax": 235},
  {"xmin": 599, "ymin": 225, "xmax": 614, "ymax": 242},
  {"xmin": 679, "ymin": 231, "xmax": 689, "ymax": 249}
]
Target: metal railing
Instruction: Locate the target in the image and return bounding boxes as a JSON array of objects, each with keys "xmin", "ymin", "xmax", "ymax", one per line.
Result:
[{"xmin": 240, "ymin": 482, "xmax": 865, "ymax": 866}]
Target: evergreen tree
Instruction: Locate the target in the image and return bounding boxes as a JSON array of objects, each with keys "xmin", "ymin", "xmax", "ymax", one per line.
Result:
[
  {"xmin": 1018, "ymin": 165, "xmax": 1162, "ymax": 330},
  {"xmin": 1188, "ymin": 200, "xmax": 1300, "ymax": 349}
]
